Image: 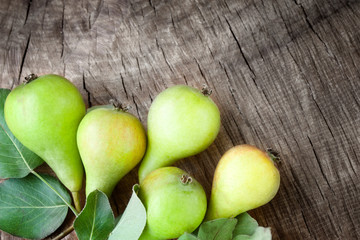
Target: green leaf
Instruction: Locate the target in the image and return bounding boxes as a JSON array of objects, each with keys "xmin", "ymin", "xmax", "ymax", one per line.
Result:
[
  {"xmin": 178, "ymin": 233, "xmax": 200, "ymax": 240},
  {"xmin": 0, "ymin": 173, "xmax": 71, "ymax": 239},
  {"xmin": 0, "ymin": 88, "xmax": 43, "ymax": 178},
  {"xmin": 108, "ymin": 184, "xmax": 146, "ymax": 240},
  {"xmin": 74, "ymin": 190, "xmax": 115, "ymax": 240},
  {"xmin": 233, "ymin": 227, "xmax": 272, "ymax": 240},
  {"xmin": 197, "ymin": 218, "xmax": 238, "ymax": 240},
  {"xmin": 233, "ymin": 213, "xmax": 259, "ymax": 236}
]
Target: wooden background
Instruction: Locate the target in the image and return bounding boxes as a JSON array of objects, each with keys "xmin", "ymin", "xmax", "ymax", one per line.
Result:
[{"xmin": 1, "ymin": 0, "xmax": 359, "ymax": 239}]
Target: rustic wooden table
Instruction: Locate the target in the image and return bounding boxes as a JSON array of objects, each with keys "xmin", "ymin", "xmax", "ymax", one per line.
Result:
[{"xmin": 1, "ymin": 0, "xmax": 359, "ymax": 239}]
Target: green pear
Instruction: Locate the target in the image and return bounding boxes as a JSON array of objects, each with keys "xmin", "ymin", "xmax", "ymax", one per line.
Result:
[
  {"xmin": 77, "ymin": 105, "xmax": 146, "ymax": 196},
  {"xmin": 138, "ymin": 167, "xmax": 207, "ymax": 240},
  {"xmin": 138, "ymin": 85, "xmax": 220, "ymax": 183},
  {"xmin": 206, "ymin": 145, "xmax": 280, "ymax": 220},
  {"xmin": 4, "ymin": 74, "xmax": 86, "ymax": 194}
]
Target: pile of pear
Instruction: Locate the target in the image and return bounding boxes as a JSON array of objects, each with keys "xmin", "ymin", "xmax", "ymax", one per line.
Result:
[{"xmin": 4, "ymin": 74, "xmax": 280, "ymax": 239}]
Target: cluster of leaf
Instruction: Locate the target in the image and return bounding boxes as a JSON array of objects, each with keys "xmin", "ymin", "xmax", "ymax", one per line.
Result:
[
  {"xmin": 0, "ymin": 88, "xmax": 271, "ymax": 240},
  {"xmin": 74, "ymin": 186, "xmax": 146, "ymax": 240},
  {"xmin": 179, "ymin": 213, "xmax": 271, "ymax": 240},
  {"xmin": 74, "ymin": 186, "xmax": 271, "ymax": 240}
]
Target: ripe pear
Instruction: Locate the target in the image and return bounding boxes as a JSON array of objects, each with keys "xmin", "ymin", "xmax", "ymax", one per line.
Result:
[
  {"xmin": 4, "ymin": 74, "xmax": 85, "ymax": 194},
  {"xmin": 138, "ymin": 167, "xmax": 207, "ymax": 240},
  {"xmin": 138, "ymin": 85, "xmax": 220, "ymax": 183},
  {"xmin": 77, "ymin": 105, "xmax": 146, "ymax": 196},
  {"xmin": 206, "ymin": 145, "xmax": 280, "ymax": 220}
]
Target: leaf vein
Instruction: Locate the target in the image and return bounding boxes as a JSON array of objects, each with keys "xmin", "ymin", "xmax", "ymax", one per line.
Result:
[
  {"xmin": 89, "ymin": 194, "xmax": 98, "ymax": 240},
  {"xmin": 0, "ymin": 205, "xmax": 67, "ymax": 209},
  {"xmin": 0, "ymin": 124, "xmax": 32, "ymax": 171}
]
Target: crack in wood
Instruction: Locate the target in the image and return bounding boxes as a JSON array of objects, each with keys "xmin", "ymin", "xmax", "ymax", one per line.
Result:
[
  {"xmin": 183, "ymin": 75, "xmax": 188, "ymax": 85},
  {"xmin": 195, "ymin": 59, "xmax": 209, "ymax": 85},
  {"xmin": 82, "ymin": 73, "xmax": 92, "ymax": 107},
  {"xmin": 159, "ymin": 46, "xmax": 175, "ymax": 74},
  {"xmin": 120, "ymin": 73, "xmax": 128, "ymax": 99},
  {"xmin": 306, "ymin": 136, "xmax": 334, "ymax": 195},
  {"xmin": 131, "ymin": 94, "xmax": 141, "ymax": 121},
  {"xmin": 224, "ymin": 18, "xmax": 256, "ymax": 78},
  {"xmin": 17, "ymin": 33, "xmax": 31, "ymax": 86},
  {"xmin": 60, "ymin": 0, "xmax": 65, "ymax": 58},
  {"xmin": 148, "ymin": 0, "xmax": 156, "ymax": 13},
  {"xmin": 24, "ymin": 0, "xmax": 32, "ymax": 25}
]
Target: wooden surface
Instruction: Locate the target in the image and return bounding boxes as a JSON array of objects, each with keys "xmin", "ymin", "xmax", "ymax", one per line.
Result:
[{"xmin": 0, "ymin": 0, "xmax": 359, "ymax": 239}]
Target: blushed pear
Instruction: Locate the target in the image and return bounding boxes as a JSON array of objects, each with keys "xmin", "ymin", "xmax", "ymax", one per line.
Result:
[
  {"xmin": 77, "ymin": 102, "xmax": 146, "ymax": 196},
  {"xmin": 206, "ymin": 145, "xmax": 280, "ymax": 220}
]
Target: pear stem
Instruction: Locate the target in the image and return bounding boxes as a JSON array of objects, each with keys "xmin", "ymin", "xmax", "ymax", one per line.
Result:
[
  {"xmin": 72, "ymin": 191, "xmax": 82, "ymax": 213},
  {"xmin": 201, "ymin": 85, "xmax": 213, "ymax": 96},
  {"xmin": 180, "ymin": 174, "xmax": 193, "ymax": 185},
  {"xmin": 52, "ymin": 225, "xmax": 74, "ymax": 240},
  {"xmin": 109, "ymin": 99, "xmax": 130, "ymax": 112},
  {"xmin": 24, "ymin": 73, "xmax": 38, "ymax": 84},
  {"xmin": 266, "ymin": 148, "xmax": 281, "ymax": 163}
]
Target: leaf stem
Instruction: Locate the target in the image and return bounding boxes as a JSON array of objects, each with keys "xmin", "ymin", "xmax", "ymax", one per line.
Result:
[
  {"xmin": 31, "ymin": 171, "xmax": 79, "ymax": 216},
  {"xmin": 52, "ymin": 225, "xmax": 74, "ymax": 240}
]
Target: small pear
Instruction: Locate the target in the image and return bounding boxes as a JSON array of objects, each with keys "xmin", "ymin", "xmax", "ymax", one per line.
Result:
[
  {"xmin": 206, "ymin": 145, "xmax": 280, "ymax": 220},
  {"xmin": 138, "ymin": 167, "xmax": 207, "ymax": 240},
  {"xmin": 77, "ymin": 104, "xmax": 146, "ymax": 196},
  {"xmin": 138, "ymin": 85, "xmax": 220, "ymax": 183},
  {"xmin": 4, "ymin": 74, "xmax": 85, "ymax": 194}
]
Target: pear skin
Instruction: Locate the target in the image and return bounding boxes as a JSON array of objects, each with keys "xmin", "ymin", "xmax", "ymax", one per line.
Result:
[
  {"xmin": 77, "ymin": 107, "xmax": 146, "ymax": 196},
  {"xmin": 4, "ymin": 74, "xmax": 85, "ymax": 193},
  {"xmin": 138, "ymin": 85, "xmax": 220, "ymax": 183},
  {"xmin": 206, "ymin": 145, "xmax": 280, "ymax": 220},
  {"xmin": 138, "ymin": 167, "xmax": 207, "ymax": 239}
]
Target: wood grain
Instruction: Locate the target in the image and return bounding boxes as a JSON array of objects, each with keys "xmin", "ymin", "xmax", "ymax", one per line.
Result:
[{"xmin": 0, "ymin": 0, "xmax": 359, "ymax": 239}]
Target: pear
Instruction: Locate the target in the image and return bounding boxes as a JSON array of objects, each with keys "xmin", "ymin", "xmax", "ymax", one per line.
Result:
[
  {"xmin": 206, "ymin": 145, "xmax": 280, "ymax": 220},
  {"xmin": 138, "ymin": 85, "xmax": 220, "ymax": 183},
  {"xmin": 77, "ymin": 104, "xmax": 146, "ymax": 196},
  {"xmin": 138, "ymin": 167, "xmax": 207, "ymax": 240},
  {"xmin": 4, "ymin": 74, "xmax": 85, "ymax": 204}
]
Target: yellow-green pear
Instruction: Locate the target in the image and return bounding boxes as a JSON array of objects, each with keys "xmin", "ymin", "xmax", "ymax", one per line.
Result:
[
  {"xmin": 138, "ymin": 85, "xmax": 220, "ymax": 183},
  {"xmin": 77, "ymin": 104, "xmax": 146, "ymax": 196},
  {"xmin": 4, "ymin": 74, "xmax": 85, "ymax": 205},
  {"xmin": 206, "ymin": 145, "xmax": 280, "ymax": 220}
]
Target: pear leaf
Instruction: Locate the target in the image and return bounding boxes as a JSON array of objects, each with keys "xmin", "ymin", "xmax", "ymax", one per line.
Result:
[
  {"xmin": 178, "ymin": 233, "xmax": 200, "ymax": 240},
  {"xmin": 0, "ymin": 174, "xmax": 70, "ymax": 239},
  {"xmin": 233, "ymin": 213, "xmax": 259, "ymax": 236},
  {"xmin": 233, "ymin": 227, "xmax": 272, "ymax": 240},
  {"xmin": 108, "ymin": 184, "xmax": 146, "ymax": 240},
  {"xmin": 197, "ymin": 218, "xmax": 238, "ymax": 240},
  {"xmin": 0, "ymin": 88, "xmax": 43, "ymax": 178},
  {"xmin": 74, "ymin": 190, "xmax": 115, "ymax": 240}
]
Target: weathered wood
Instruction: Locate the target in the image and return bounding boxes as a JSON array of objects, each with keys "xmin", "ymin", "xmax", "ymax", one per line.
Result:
[{"xmin": 1, "ymin": 0, "xmax": 359, "ymax": 239}]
